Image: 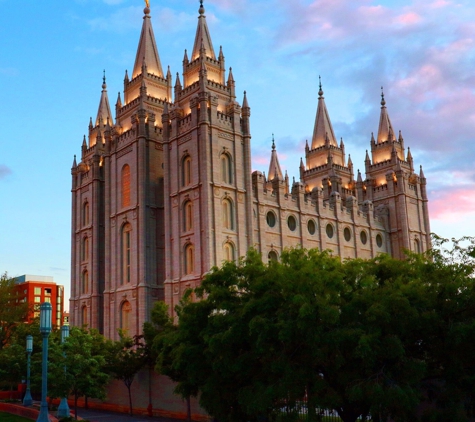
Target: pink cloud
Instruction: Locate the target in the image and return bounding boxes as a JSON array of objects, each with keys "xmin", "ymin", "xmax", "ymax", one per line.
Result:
[
  {"xmin": 395, "ymin": 12, "xmax": 422, "ymax": 25},
  {"xmin": 429, "ymin": 187, "xmax": 475, "ymax": 222}
]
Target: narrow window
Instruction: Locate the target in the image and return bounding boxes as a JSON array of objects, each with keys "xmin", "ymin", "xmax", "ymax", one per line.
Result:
[
  {"xmin": 183, "ymin": 201, "xmax": 193, "ymax": 232},
  {"xmin": 221, "ymin": 154, "xmax": 232, "ymax": 184},
  {"xmin": 82, "ymin": 202, "xmax": 89, "ymax": 226},
  {"xmin": 121, "ymin": 301, "xmax": 131, "ymax": 333},
  {"xmin": 82, "ymin": 306, "xmax": 88, "ymax": 327},
  {"xmin": 82, "ymin": 270, "xmax": 89, "ymax": 294},
  {"xmin": 82, "ymin": 236, "xmax": 89, "ymax": 261},
  {"xmin": 121, "ymin": 164, "xmax": 131, "ymax": 208},
  {"xmin": 222, "ymin": 199, "xmax": 234, "ymax": 230},
  {"xmin": 414, "ymin": 238, "xmax": 421, "ymax": 254},
  {"xmin": 223, "ymin": 243, "xmax": 235, "ymax": 262},
  {"xmin": 122, "ymin": 223, "xmax": 132, "ymax": 284},
  {"xmin": 182, "ymin": 156, "xmax": 192, "ymax": 187},
  {"xmin": 184, "ymin": 244, "xmax": 195, "ymax": 275}
]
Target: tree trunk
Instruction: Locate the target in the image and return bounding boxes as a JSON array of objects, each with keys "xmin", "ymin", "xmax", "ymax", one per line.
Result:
[
  {"xmin": 127, "ymin": 383, "xmax": 133, "ymax": 415},
  {"xmin": 186, "ymin": 395, "xmax": 191, "ymax": 422},
  {"xmin": 74, "ymin": 392, "xmax": 78, "ymax": 420}
]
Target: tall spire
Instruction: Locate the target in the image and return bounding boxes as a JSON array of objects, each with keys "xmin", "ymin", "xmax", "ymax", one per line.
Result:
[
  {"xmin": 267, "ymin": 135, "xmax": 283, "ymax": 181},
  {"xmin": 95, "ymin": 71, "xmax": 113, "ymax": 127},
  {"xmin": 132, "ymin": 4, "xmax": 163, "ymax": 78},
  {"xmin": 311, "ymin": 76, "xmax": 337, "ymax": 149},
  {"xmin": 377, "ymin": 87, "xmax": 396, "ymax": 143},
  {"xmin": 192, "ymin": 1, "xmax": 216, "ymax": 61}
]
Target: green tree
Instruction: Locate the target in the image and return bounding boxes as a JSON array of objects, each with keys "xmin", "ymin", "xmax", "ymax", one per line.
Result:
[
  {"xmin": 108, "ymin": 332, "xmax": 146, "ymax": 415},
  {"xmin": 160, "ymin": 242, "xmax": 475, "ymax": 422},
  {"xmin": 48, "ymin": 327, "xmax": 110, "ymax": 419}
]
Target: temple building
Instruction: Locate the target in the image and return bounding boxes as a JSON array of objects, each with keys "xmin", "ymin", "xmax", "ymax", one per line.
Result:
[{"xmin": 70, "ymin": 1, "xmax": 430, "ymax": 338}]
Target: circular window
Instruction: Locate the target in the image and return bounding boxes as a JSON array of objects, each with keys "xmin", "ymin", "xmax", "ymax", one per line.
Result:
[
  {"xmin": 307, "ymin": 220, "xmax": 316, "ymax": 235},
  {"xmin": 326, "ymin": 224, "xmax": 334, "ymax": 239},
  {"xmin": 376, "ymin": 234, "xmax": 383, "ymax": 248},
  {"xmin": 266, "ymin": 211, "xmax": 276, "ymax": 228},
  {"xmin": 344, "ymin": 227, "xmax": 351, "ymax": 242},
  {"xmin": 360, "ymin": 231, "xmax": 368, "ymax": 245},
  {"xmin": 288, "ymin": 215, "xmax": 297, "ymax": 231}
]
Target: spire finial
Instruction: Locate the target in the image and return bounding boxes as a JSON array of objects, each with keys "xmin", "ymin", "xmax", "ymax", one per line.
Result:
[
  {"xmin": 381, "ymin": 86, "xmax": 386, "ymax": 106},
  {"xmin": 102, "ymin": 70, "xmax": 106, "ymax": 89},
  {"xmin": 318, "ymin": 75, "xmax": 323, "ymax": 98},
  {"xmin": 144, "ymin": 0, "xmax": 150, "ymax": 15},
  {"xmin": 199, "ymin": 0, "xmax": 205, "ymax": 15},
  {"xmin": 272, "ymin": 134, "xmax": 275, "ymax": 150}
]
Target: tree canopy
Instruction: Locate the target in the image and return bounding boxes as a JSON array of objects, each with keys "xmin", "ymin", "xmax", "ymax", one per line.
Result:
[{"xmin": 152, "ymin": 237, "xmax": 475, "ymax": 422}]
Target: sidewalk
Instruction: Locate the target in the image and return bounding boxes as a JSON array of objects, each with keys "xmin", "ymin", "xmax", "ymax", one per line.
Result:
[{"xmin": 73, "ymin": 408, "xmax": 183, "ymax": 422}]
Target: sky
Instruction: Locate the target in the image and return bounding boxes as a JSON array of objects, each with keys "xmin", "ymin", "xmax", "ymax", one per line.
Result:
[{"xmin": 1, "ymin": 0, "xmax": 474, "ymax": 306}]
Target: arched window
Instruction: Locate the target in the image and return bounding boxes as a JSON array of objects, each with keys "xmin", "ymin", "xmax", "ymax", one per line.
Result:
[
  {"xmin": 121, "ymin": 301, "xmax": 132, "ymax": 333},
  {"xmin": 183, "ymin": 200, "xmax": 193, "ymax": 232},
  {"xmin": 81, "ymin": 306, "xmax": 88, "ymax": 327},
  {"xmin": 414, "ymin": 238, "xmax": 421, "ymax": 254},
  {"xmin": 121, "ymin": 164, "xmax": 131, "ymax": 208},
  {"xmin": 82, "ymin": 202, "xmax": 89, "ymax": 226},
  {"xmin": 184, "ymin": 244, "xmax": 194, "ymax": 275},
  {"xmin": 222, "ymin": 198, "xmax": 234, "ymax": 230},
  {"xmin": 268, "ymin": 250, "xmax": 278, "ymax": 263},
  {"xmin": 82, "ymin": 270, "xmax": 89, "ymax": 294},
  {"xmin": 221, "ymin": 153, "xmax": 232, "ymax": 184},
  {"xmin": 223, "ymin": 242, "xmax": 235, "ymax": 262},
  {"xmin": 82, "ymin": 236, "xmax": 89, "ymax": 262},
  {"xmin": 122, "ymin": 223, "xmax": 132, "ymax": 284},
  {"xmin": 182, "ymin": 156, "xmax": 192, "ymax": 187}
]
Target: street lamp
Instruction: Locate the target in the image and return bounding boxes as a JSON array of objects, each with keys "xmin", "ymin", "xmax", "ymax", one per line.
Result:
[
  {"xmin": 23, "ymin": 335, "xmax": 33, "ymax": 407},
  {"xmin": 57, "ymin": 325, "xmax": 70, "ymax": 418},
  {"xmin": 37, "ymin": 302, "xmax": 52, "ymax": 422}
]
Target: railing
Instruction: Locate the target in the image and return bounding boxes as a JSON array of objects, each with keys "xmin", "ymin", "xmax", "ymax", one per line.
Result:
[{"xmin": 278, "ymin": 404, "xmax": 372, "ymax": 421}]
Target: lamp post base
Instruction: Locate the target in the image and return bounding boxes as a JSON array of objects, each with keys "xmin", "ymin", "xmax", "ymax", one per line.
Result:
[
  {"xmin": 57, "ymin": 397, "xmax": 70, "ymax": 418},
  {"xmin": 36, "ymin": 402, "xmax": 50, "ymax": 422},
  {"xmin": 22, "ymin": 389, "xmax": 33, "ymax": 407}
]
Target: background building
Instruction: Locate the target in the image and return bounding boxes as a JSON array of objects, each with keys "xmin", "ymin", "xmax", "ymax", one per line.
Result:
[
  {"xmin": 13, "ymin": 275, "xmax": 64, "ymax": 327},
  {"xmin": 70, "ymin": 2, "xmax": 430, "ymax": 338}
]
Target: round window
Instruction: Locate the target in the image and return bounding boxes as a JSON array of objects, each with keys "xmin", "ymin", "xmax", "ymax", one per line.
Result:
[
  {"xmin": 307, "ymin": 220, "xmax": 316, "ymax": 235},
  {"xmin": 288, "ymin": 215, "xmax": 297, "ymax": 231},
  {"xmin": 266, "ymin": 211, "xmax": 276, "ymax": 228},
  {"xmin": 344, "ymin": 227, "xmax": 351, "ymax": 242},
  {"xmin": 360, "ymin": 231, "xmax": 368, "ymax": 245},
  {"xmin": 326, "ymin": 224, "xmax": 334, "ymax": 239},
  {"xmin": 376, "ymin": 234, "xmax": 383, "ymax": 248}
]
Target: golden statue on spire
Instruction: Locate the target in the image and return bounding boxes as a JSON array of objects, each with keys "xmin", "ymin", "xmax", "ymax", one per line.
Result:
[{"xmin": 145, "ymin": 0, "xmax": 150, "ymax": 7}]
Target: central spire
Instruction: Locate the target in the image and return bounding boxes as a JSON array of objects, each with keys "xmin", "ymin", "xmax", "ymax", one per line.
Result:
[
  {"xmin": 377, "ymin": 87, "xmax": 396, "ymax": 143},
  {"xmin": 132, "ymin": 4, "xmax": 164, "ymax": 78},
  {"xmin": 311, "ymin": 76, "xmax": 337, "ymax": 149},
  {"xmin": 192, "ymin": 1, "xmax": 216, "ymax": 61}
]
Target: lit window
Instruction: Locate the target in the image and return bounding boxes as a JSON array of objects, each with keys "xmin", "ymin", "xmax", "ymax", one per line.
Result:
[
  {"xmin": 183, "ymin": 201, "xmax": 193, "ymax": 232},
  {"xmin": 82, "ymin": 270, "xmax": 89, "ymax": 294},
  {"xmin": 221, "ymin": 153, "xmax": 232, "ymax": 184},
  {"xmin": 122, "ymin": 223, "xmax": 132, "ymax": 284},
  {"xmin": 121, "ymin": 301, "xmax": 131, "ymax": 333},
  {"xmin": 122, "ymin": 164, "xmax": 131, "ymax": 208},
  {"xmin": 45, "ymin": 288, "xmax": 51, "ymax": 296},
  {"xmin": 184, "ymin": 244, "xmax": 194, "ymax": 275},
  {"xmin": 182, "ymin": 156, "xmax": 192, "ymax": 187},
  {"xmin": 44, "ymin": 297, "xmax": 51, "ymax": 303},
  {"xmin": 222, "ymin": 199, "xmax": 234, "ymax": 230},
  {"xmin": 34, "ymin": 287, "xmax": 41, "ymax": 295},
  {"xmin": 34, "ymin": 296, "xmax": 41, "ymax": 303}
]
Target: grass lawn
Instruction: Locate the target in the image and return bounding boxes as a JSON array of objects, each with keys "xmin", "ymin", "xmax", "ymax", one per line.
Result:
[{"xmin": 0, "ymin": 412, "xmax": 32, "ymax": 422}]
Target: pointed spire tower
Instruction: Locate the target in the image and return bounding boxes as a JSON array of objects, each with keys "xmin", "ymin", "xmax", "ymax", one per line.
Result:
[
  {"xmin": 117, "ymin": 2, "xmax": 170, "ymax": 132},
  {"xmin": 192, "ymin": 1, "xmax": 216, "ymax": 61},
  {"xmin": 88, "ymin": 72, "xmax": 113, "ymax": 148},
  {"xmin": 377, "ymin": 88, "xmax": 396, "ymax": 143},
  {"xmin": 302, "ymin": 77, "xmax": 352, "ymax": 198},
  {"xmin": 267, "ymin": 135, "xmax": 283, "ymax": 181}
]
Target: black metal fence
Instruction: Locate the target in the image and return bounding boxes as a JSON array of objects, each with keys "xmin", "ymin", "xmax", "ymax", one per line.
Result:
[{"xmin": 278, "ymin": 404, "xmax": 372, "ymax": 421}]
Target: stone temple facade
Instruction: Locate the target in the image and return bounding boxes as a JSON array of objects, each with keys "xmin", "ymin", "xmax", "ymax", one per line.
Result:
[{"xmin": 70, "ymin": 2, "xmax": 431, "ymax": 338}]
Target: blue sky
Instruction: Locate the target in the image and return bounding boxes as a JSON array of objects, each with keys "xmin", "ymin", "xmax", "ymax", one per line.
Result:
[{"xmin": 1, "ymin": 0, "xmax": 474, "ymax": 306}]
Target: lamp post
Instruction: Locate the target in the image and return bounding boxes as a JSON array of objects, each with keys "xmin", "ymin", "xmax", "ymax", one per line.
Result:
[
  {"xmin": 57, "ymin": 325, "xmax": 70, "ymax": 418},
  {"xmin": 23, "ymin": 335, "xmax": 33, "ymax": 406},
  {"xmin": 37, "ymin": 302, "xmax": 52, "ymax": 422}
]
